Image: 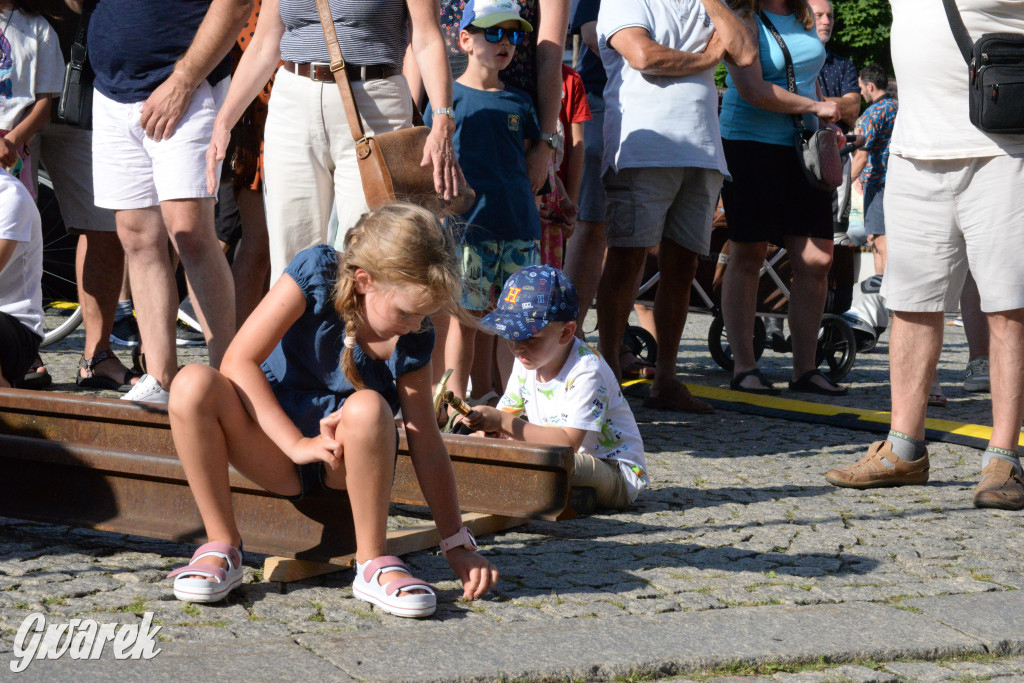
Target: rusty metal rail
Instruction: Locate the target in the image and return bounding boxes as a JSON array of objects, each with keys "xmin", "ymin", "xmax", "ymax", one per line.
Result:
[{"xmin": 0, "ymin": 390, "xmax": 572, "ymax": 564}]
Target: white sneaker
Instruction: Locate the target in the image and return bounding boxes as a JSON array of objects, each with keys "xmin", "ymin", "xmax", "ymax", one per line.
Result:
[
  {"xmin": 178, "ymin": 296, "xmax": 203, "ymax": 333},
  {"xmin": 120, "ymin": 374, "xmax": 170, "ymax": 404},
  {"xmin": 964, "ymin": 356, "xmax": 990, "ymax": 393}
]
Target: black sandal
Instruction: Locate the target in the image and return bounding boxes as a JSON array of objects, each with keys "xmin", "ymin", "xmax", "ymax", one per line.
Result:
[
  {"xmin": 15, "ymin": 356, "xmax": 52, "ymax": 390},
  {"xmin": 76, "ymin": 349, "xmax": 137, "ymax": 392},
  {"xmin": 730, "ymin": 368, "xmax": 778, "ymax": 395},
  {"xmin": 788, "ymin": 369, "xmax": 848, "ymax": 396}
]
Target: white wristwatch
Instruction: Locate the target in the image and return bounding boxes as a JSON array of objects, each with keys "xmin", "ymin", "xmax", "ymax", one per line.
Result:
[
  {"xmin": 440, "ymin": 526, "xmax": 479, "ymax": 556},
  {"xmin": 433, "ymin": 106, "xmax": 455, "ymax": 121}
]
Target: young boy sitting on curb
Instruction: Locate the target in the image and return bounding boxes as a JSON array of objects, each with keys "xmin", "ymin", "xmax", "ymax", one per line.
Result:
[
  {"xmin": 462, "ymin": 265, "xmax": 649, "ymax": 510},
  {"xmin": 426, "ymin": 0, "xmax": 543, "ymax": 405}
]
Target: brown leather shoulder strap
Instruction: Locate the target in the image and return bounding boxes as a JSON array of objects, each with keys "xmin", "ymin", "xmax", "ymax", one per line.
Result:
[{"xmin": 313, "ymin": 0, "xmax": 366, "ymax": 141}]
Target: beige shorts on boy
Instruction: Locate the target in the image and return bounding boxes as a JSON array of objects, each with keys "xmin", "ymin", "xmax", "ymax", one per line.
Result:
[
  {"xmin": 91, "ymin": 78, "xmax": 229, "ymax": 210},
  {"xmin": 881, "ymin": 152, "xmax": 1024, "ymax": 313},
  {"xmin": 572, "ymin": 452, "xmax": 631, "ymax": 511},
  {"xmin": 603, "ymin": 166, "xmax": 723, "ymax": 252}
]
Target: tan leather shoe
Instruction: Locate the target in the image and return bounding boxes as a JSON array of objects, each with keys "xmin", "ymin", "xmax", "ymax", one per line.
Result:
[
  {"xmin": 973, "ymin": 458, "xmax": 1024, "ymax": 510},
  {"xmin": 825, "ymin": 441, "xmax": 929, "ymax": 488}
]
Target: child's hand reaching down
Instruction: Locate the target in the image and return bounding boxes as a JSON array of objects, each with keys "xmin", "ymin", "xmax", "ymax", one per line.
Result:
[{"xmin": 446, "ymin": 547, "xmax": 499, "ymax": 599}]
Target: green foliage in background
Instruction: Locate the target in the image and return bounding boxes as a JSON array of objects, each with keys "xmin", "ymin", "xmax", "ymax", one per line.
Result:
[{"xmin": 829, "ymin": 0, "xmax": 893, "ymax": 73}]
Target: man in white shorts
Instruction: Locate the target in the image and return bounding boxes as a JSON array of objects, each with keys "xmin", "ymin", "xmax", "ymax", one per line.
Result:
[
  {"xmin": 594, "ymin": 0, "xmax": 754, "ymax": 413},
  {"xmin": 825, "ymin": 0, "xmax": 1024, "ymax": 510},
  {"xmin": 72, "ymin": 0, "xmax": 251, "ymax": 403}
]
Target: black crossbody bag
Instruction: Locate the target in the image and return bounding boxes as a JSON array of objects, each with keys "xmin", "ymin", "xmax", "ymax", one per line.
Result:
[
  {"xmin": 57, "ymin": 8, "xmax": 93, "ymax": 129},
  {"xmin": 758, "ymin": 12, "xmax": 843, "ymax": 191},
  {"xmin": 941, "ymin": 0, "xmax": 1024, "ymax": 134}
]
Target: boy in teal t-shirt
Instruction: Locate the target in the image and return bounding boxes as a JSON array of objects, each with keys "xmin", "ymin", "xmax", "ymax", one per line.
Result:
[{"xmin": 426, "ymin": 0, "xmax": 544, "ymax": 405}]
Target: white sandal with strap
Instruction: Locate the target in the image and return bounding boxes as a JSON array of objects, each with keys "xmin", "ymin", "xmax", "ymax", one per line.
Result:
[
  {"xmin": 167, "ymin": 541, "xmax": 244, "ymax": 603},
  {"xmin": 352, "ymin": 555, "xmax": 436, "ymax": 618}
]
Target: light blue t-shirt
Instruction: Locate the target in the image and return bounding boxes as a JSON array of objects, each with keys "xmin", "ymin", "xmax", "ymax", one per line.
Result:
[
  {"xmin": 719, "ymin": 10, "xmax": 825, "ymax": 146},
  {"xmin": 598, "ymin": 0, "xmax": 728, "ymax": 176}
]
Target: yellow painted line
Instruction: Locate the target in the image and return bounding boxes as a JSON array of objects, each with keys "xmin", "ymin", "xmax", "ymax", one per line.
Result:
[{"xmin": 622, "ymin": 377, "xmax": 1022, "ymax": 447}]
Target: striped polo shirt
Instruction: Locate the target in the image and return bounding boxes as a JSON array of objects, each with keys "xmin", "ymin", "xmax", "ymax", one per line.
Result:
[{"xmin": 279, "ymin": 0, "xmax": 408, "ymax": 68}]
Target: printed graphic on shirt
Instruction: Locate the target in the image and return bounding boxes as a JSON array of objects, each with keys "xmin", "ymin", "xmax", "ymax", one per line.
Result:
[
  {"xmin": 0, "ymin": 29, "xmax": 13, "ymax": 101},
  {"xmin": 507, "ymin": 113, "xmax": 521, "ymax": 132},
  {"xmin": 496, "ymin": 338, "xmax": 646, "ymax": 483}
]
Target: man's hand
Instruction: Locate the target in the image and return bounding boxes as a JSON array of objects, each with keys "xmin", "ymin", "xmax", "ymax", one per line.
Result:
[
  {"xmin": 446, "ymin": 547, "xmax": 499, "ymax": 600},
  {"xmin": 140, "ymin": 72, "xmax": 195, "ymax": 141},
  {"xmin": 421, "ymin": 117, "xmax": 465, "ymax": 201},
  {"xmin": 462, "ymin": 405, "xmax": 503, "ymax": 434}
]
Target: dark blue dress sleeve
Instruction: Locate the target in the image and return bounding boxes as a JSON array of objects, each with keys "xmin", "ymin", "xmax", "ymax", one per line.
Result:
[
  {"xmin": 394, "ymin": 321, "xmax": 436, "ymax": 378},
  {"xmin": 283, "ymin": 245, "xmax": 338, "ymax": 306}
]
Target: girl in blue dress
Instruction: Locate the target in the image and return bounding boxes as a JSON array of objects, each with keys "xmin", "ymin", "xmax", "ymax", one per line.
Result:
[{"xmin": 166, "ymin": 202, "xmax": 498, "ymax": 616}]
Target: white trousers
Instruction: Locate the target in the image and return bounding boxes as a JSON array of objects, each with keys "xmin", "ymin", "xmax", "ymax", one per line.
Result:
[{"xmin": 262, "ymin": 68, "xmax": 413, "ymax": 283}]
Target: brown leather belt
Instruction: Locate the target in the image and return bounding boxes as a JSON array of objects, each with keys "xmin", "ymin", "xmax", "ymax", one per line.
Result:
[{"xmin": 281, "ymin": 60, "xmax": 398, "ymax": 83}]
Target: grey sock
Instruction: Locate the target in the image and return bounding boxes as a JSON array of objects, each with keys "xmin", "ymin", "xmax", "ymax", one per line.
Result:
[
  {"xmin": 888, "ymin": 430, "xmax": 926, "ymax": 462},
  {"xmin": 982, "ymin": 446, "xmax": 1022, "ymax": 475},
  {"xmin": 114, "ymin": 299, "xmax": 133, "ymax": 321}
]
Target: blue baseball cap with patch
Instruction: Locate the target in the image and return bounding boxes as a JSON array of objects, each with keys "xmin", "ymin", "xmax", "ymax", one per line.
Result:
[
  {"xmin": 460, "ymin": 0, "xmax": 534, "ymax": 32},
  {"xmin": 480, "ymin": 265, "xmax": 579, "ymax": 341}
]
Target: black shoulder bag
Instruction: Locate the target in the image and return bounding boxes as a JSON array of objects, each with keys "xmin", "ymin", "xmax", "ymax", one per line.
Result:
[
  {"xmin": 758, "ymin": 11, "xmax": 843, "ymax": 191},
  {"xmin": 941, "ymin": 0, "xmax": 1024, "ymax": 134},
  {"xmin": 57, "ymin": 8, "xmax": 93, "ymax": 129}
]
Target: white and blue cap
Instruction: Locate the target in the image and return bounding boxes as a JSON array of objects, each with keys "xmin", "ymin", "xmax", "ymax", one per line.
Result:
[
  {"xmin": 480, "ymin": 265, "xmax": 579, "ymax": 341},
  {"xmin": 460, "ymin": 0, "xmax": 534, "ymax": 33}
]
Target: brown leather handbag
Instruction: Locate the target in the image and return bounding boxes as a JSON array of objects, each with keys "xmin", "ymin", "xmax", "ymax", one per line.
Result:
[{"xmin": 314, "ymin": 0, "xmax": 474, "ymax": 215}]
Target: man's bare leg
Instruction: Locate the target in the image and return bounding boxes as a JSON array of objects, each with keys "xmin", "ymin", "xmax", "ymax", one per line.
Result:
[
  {"xmin": 596, "ymin": 245, "xmax": 646, "ymax": 379},
  {"xmin": 889, "ymin": 311, "xmax": 945, "ymax": 441},
  {"xmin": 116, "ymin": 207, "xmax": 178, "ymax": 388},
  {"xmin": 76, "ymin": 230, "xmax": 136, "ymax": 384},
  {"xmin": 563, "ymin": 220, "xmax": 606, "ymax": 331},
  {"xmin": 232, "ymin": 188, "xmax": 270, "ymax": 329},
  {"xmin": 651, "ymin": 239, "xmax": 696, "ymax": 391},
  {"xmin": 987, "ymin": 309, "xmax": 1024, "ymax": 451},
  {"xmin": 162, "ymin": 198, "xmax": 235, "ymax": 369}
]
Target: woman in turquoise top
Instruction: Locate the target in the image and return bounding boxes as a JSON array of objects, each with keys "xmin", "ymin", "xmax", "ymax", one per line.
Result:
[{"xmin": 718, "ymin": 0, "xmax": 848, "ymax": 397}]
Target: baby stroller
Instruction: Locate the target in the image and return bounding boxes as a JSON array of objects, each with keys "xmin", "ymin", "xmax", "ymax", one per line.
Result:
[{"xmin": 632, "ymin": 206, "xmax": 860, "ymax": 382}]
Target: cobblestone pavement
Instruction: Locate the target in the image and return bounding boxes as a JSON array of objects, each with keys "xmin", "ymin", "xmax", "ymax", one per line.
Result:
[{"xmin": 3, "ymin": 313, "xmax": 1022, "ymax": 681}]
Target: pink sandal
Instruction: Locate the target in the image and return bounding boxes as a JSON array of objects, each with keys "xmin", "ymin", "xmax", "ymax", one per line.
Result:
[
  {"xmin": 167, "ymin": 542, "xmax": 243, "ymax": 603},
  {"xmin": 352, "ymin": 555, "xmax": 436, "ymax": 618}
]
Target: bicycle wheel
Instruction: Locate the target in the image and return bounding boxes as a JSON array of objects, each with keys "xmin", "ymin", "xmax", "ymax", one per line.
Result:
[{"xmin": 37, "ymin": 170, "xmax": 83, "ymax": 347}]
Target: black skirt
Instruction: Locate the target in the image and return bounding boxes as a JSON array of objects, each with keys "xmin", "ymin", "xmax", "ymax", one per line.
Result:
[{"xmin": 721, "ymin": 138, "xmax": 834, "ymax": 246}]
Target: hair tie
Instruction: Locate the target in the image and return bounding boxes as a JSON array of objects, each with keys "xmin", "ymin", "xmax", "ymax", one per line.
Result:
[{"xmin": 344, "ymin": 333, "xmax": 357, "ymax": 350}]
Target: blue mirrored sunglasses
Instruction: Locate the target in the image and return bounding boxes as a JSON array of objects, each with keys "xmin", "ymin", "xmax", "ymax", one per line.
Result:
[{"xmin": 471, "ymin": 26, "xmax": 527, "ymax": 45}]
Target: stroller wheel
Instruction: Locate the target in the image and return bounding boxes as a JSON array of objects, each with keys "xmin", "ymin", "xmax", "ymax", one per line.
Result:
[
  {"xmin": 623, "ymin": 325, "xmax": 658, "ymax": 365},
  {"xmin": 708, "ymin": 314, "xmax": 766, "ymax": 372},
  {"xmin": 816, "ymin": 314, "xmax": 857, "ymax": 382}
]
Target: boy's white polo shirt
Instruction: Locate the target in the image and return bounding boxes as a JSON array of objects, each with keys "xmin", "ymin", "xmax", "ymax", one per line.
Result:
[{"xmin": 498, "ymin": 337, "xmax": 649, "ymax": 501}]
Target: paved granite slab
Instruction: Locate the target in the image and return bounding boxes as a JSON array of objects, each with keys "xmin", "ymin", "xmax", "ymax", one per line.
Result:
[
  {"xmin": 297, "ymin": 601, "xmax": 984, "ymax": 682},
  {"xmin": 905, "ymin": 590, "xmax": 1024, "ymax": 656},
  {"xmin": 3, "ymin": 638, "xmax": 349, "ymax": 681}
]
